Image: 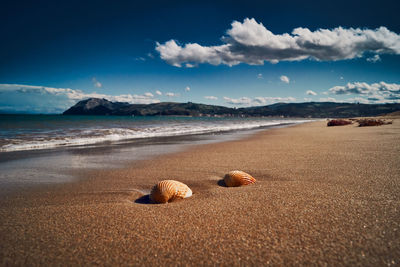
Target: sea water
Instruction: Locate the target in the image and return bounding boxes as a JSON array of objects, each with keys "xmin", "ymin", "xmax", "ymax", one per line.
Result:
[
  {"xmin": 0, "ymin": 115, "xmax": 313, "ymax": 152},
  {"xmin": 0, "ymin": 114, "xmax": 313, "ymax": 192}
]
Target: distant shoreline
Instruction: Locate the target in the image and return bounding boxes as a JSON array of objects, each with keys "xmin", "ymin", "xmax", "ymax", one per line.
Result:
[
  {"xmin": 62, "ymin": 98, "xmax": 400, "ymax": 117},
  {"xmin": 2, "ymin": 99, "xmax": 400, "ymax": 118}
]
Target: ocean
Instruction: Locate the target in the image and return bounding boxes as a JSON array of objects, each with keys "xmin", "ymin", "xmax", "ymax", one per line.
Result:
[{"xmin": 0, "ymin": 114, "xmax": 313, "ymax": 193}]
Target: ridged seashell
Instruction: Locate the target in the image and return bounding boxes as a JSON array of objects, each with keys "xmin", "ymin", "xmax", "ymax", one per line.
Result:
[
  {"xmin": 224, "ymin": 170, "xmax": 256, "ymax": 187},
  {"xmin": 150, "ymin": 180, "xmax": 192, "ymax": 204}
]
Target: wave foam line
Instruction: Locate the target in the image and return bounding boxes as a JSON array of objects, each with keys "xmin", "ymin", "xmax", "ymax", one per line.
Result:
[{"xmin": 0, "ymin": 119, "xmax": 312, "ymax": 152}]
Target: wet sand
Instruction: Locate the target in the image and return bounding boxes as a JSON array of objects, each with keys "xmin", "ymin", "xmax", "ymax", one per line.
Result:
[{"xmin": 1, "ymin": 120, "xmax": 399, "ymax": 266}]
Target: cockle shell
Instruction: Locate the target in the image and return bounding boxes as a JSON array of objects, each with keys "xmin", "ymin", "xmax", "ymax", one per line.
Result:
[
  {"xmin": 224, "ymin": 170, "xmax": 256, "ymax": 187},
  {"xmin": 150, "ymin": 180, "xmax": 192, "ymax": 204}
]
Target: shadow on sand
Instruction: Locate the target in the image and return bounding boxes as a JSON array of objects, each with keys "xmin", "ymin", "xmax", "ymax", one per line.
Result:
[
  {"xmin": 134, "ymin": 194, "xmax": 153, "ymax": 204},
  {"xmin": 217, "ymin": 179, "xmax": 227, "ymax": 187}
]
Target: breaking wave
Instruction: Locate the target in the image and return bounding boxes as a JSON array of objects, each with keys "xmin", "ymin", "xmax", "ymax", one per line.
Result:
[{"xmin": 0, "ymin": 118, "xmax": 312, "ymax": 152}]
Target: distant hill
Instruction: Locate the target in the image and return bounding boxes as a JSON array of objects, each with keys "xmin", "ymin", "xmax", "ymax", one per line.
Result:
[{"xmin": 63, "ymin": 98, "xmax": 400, "ymax": 118}]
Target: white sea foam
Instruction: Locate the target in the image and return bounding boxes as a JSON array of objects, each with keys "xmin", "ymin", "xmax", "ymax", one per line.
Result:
[{"xmin": 0, "ymin": 119, "xmax": 313, "ymax": 152}]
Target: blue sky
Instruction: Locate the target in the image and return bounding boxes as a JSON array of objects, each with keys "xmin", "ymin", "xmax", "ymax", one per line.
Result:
[{"xmin": 0, "ymin": 0, "xmax": 399, "ymax": 113}]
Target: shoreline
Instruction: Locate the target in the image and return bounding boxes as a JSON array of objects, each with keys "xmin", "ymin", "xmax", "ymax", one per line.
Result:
[
  {"xmin": 0, "ymin": 115, "xmax": 312, "ymax": 153},
  {"xmin": 1, "ymin": 120, "xmax": 399, "ymax": 265},
  {"xmin": 0, "ymin": 122, "xmax": 305, "ymax": 196}
]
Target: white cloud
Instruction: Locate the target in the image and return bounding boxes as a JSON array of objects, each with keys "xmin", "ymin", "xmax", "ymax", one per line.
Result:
[
  {"xmin": 156, "ymin": 18, "xmax": 400, "ymax": 67},
  {"xmin": 280, "ymin": 75, "xmax": 290, "ymax": 83},
  {"xmin": 185, "ymin": 63, "xmax": 196, "ymax": 68},
  {"xmin": 155, "ymin": 90, "xmax": 162, "ymax": 96},
  {"xmin": 306, "ymin": 90, "xmax": 317, "ymax": 96},
  {"xmin": 223, "ymin": 96, "xmax": 252, "ymax": 105},
  {"xmin": 257, "ymin": 73, "xmax": 263, "ymax": 79},
  {"xmin": 366, "ymin": 54, "xmax": 381, "ymax": 63},
  {"xmin": 147, "ymin": 52, "xmax": 154, "ymax": 59},
  {"xmin": 92, "ymin": 77, "xmax": 102, "ymax": 88},
  {"xmin": 304, "ymin": 98, "xmax": 312, "ymax": 101},
  {"xmin": 340, "ymin": 76, "xmax": 344, "ymax": 80},
  {"xmin": 328, "ymin": 81, "xmax": 400, "ymax": 103},
  {"xmin": 254, "ymin": 96, "xmax": 296, "ymax": 105},
  {"xmin": 165, "ymin": 92, "xmax": 180, "ymax": 97},
  {"xmin": 224, "ymin": 96, "xmax": 296, "ymax": 106},
  {"xmin": 319, "ymin": 97, "xmax": 338, "ymax": 102},
  {"xmin": 329, "ymin": 81, "xmax": 400, "ymax": 95},
  {"xmin": 0, "ymin": 84, "xmax": 160, "ymax": 113},
  {"xmin": 185, "ymin": 86, "xmax": 190, "ymax": 92},
  {"xmin": 134, "ymin": 57, "xmax": 146, "ymax": 61},
  {"xmin": 204, "ymin": 96, "xmax": 218, "ymax": 100}
]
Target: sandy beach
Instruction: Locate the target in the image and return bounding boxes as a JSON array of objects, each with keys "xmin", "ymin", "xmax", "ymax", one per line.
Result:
[{"xmin": 1, "ymin": 120, "xmax": 399, "ymax": 266}]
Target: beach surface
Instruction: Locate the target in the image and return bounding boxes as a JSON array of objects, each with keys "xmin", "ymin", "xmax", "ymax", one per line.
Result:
[{"xmin": 1, "ymin": 120, "xmax": 399, "ymax": 266}]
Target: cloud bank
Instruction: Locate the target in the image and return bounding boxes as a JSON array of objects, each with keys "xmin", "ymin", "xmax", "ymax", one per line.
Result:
[
  {"xmin": 0, "ymin": 84, "xmax": 160, "ymax": 113},
  {"xmin": 328, "ymin": 81, "xmax": 400, "ymax": 102},
  {"xmin": 156, "ymin": 18, "xmax": 400, "ymax": 67},
  {"xmin": 224, "ymin": 96, "xmax": 296, "ymax": 106}
]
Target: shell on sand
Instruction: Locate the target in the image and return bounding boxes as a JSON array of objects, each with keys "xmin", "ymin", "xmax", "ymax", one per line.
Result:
[
  {"xmin": 150, "ymin": 180, "xmax": 192, "ymax": 204},
  {"xmin": 224, "ymin": 170, "xmax": 256, "ymax": 187}
]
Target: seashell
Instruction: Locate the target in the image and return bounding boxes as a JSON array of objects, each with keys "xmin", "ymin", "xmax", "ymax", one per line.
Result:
[
  {"xmin": 224, "ymin": 170, "xmax": 256, "ymax": 187},
  {"xmin": 150, "ymin": 180, "xmax": 192, "ymax": 204}
]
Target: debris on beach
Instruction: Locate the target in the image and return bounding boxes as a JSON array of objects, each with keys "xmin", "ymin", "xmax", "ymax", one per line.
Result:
[
  {"xmin": 327, "ymin": 118, "xmax": 393, "ymax": 127},
  {"xmin": 327, "ymin": 119, "xmax": 353, "ymax": 126},
  {"xmin": 150, "ymin": 180, "xmax": 192, "ymax": 204},
  {"xmin": 224, "ymin": 170, "xmax": 256, "ymax": 187},
  {"xmin": 356, "ymin": 118, "xmax": 393, "ymax": 127}
]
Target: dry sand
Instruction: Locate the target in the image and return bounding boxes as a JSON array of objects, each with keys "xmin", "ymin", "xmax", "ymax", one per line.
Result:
[{"xmin": 1, "ymin": 120, "xmax": 399, "ymax": 266}]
